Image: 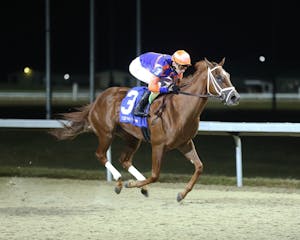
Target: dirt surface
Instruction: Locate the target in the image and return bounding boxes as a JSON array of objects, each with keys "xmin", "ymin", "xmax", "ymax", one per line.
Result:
[{"xmin": 0, "ymin": 177, "xmax": 299, "ymax": 240}]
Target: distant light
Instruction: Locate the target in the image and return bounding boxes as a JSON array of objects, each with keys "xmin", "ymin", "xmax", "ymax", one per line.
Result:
[
  {"xmin": 64, "ymin": 73, "xmax": 70, "ymax": 80},
  {"xmin": 24, "ymin": 67, "xmax": 32, "ymax": 75},
  {"xmin": 259, "ymin": 56, "xmax": 265, "ymax": 62}
]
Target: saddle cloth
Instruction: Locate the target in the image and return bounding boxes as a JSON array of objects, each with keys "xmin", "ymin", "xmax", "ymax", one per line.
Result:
[{"xmin": 119, "ymin": 86, "xmax": 150, "ymax": 128}]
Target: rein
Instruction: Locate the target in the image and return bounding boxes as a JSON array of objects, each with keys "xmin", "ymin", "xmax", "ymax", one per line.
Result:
[{"xmin": 178, "ymin": 91, "xmax": 220, "ymax": 99}]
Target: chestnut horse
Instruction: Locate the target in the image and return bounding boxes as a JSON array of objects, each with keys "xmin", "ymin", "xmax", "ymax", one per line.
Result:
[{"xmin": 50, "ymin": 58, "xmax": 240, "ymax": 202}]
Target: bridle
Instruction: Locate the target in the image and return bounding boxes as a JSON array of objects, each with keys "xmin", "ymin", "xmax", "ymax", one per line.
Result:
[
  {"xmin": 206, "ymin": 66, "xmax": 236, "ymax": 101},
  {"xmin": 178, "ymin": 66, "xmax": 236, "ymax": 100}
]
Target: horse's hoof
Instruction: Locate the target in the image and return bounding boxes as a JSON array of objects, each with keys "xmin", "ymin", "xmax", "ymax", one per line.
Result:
[
  {"xmin": 114, "ymin": 186, "xmax": 122, "ymax": 194},
  {"xmin": 141, "ymin": 188, "xmax": 149, "ymax": 197},
  {"xmin": 177, "ymin": 192, "xmax": 184, "ymax": 202}
]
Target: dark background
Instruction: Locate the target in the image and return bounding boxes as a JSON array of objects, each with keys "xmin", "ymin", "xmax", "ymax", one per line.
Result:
[
  {"xmin": 1, "ymin": 0, "xmax": 300, "ymax": 122},
  {"xmin": 1, "ymin": 0, "xmax": 300, "ymax": 79}
]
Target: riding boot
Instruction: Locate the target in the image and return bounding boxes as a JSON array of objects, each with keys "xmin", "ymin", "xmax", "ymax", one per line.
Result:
[{"xmin": 133, "ymin": 91, "xmax": 151, "ymax": 117}]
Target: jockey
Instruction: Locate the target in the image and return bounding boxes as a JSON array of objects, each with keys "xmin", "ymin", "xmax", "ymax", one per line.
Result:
[{"xmin": 129, "ymin": 50, "xmax": 191, "ymax": 117}]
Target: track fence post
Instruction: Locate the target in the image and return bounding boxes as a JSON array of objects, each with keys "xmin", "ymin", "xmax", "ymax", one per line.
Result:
[{"xmin": 232, "ymin": 134, "xmax": 243, "ymax": 187}]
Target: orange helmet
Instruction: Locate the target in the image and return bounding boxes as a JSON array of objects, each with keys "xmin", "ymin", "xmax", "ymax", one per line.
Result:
[{"xmin": 172, "ymin": 50, "xmax": 191, "ymax": 65}]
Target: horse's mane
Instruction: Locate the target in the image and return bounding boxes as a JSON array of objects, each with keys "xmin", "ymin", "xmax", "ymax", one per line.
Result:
[
  {"xmin": 180, "ymin": 58, "xmax": 220, "ymax": 86},
  {"xmin": 180, "ymin": 60, "xmax": 207, "ymax": 87}
]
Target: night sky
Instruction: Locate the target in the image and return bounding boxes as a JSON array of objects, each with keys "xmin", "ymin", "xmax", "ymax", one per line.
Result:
[{"xmin": 1, "ymin": 0, "xmax": 300, "ymax": 82}]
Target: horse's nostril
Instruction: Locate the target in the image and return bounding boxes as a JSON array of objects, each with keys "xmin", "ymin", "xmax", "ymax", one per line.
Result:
[
  {"xmin": 230, "ymin": 93, "xmax": 240, "ymax": 103},
  {"xmin": 231, "ymin": 96, "xmax": 237, "ymax": 101}
]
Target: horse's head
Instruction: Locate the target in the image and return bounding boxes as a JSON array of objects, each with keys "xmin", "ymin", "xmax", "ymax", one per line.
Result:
[{"xmin": 204, "ymin": 58, "xmax": 240, "ymax": 106}]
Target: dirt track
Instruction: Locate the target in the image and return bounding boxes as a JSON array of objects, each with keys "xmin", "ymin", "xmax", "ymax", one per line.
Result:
[{"xmin": 0, "ymin": 177, "xmax": 299, "ymax": 240}]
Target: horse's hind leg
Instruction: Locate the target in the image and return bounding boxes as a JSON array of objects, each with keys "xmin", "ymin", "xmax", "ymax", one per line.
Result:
[
  {"xmin": 118, "ymin": 133, "xmax": 148, "ymax": 197},
  {"xmin": 177, "ymin": 140, "xmax": 203, "ymax": 202},
  {"xmin": 95, "ymin": 132, "xmax": 124, "ymax": 194}
]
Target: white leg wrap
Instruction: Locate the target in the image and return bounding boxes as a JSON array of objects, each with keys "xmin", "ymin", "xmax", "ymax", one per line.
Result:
[
  {"xmin": 128, "ymin": 165, "xmax": 146, "ymax": 181},
  {"xmin": 105, "ymin": 162, "xmax": 122, "ymax": 181}
]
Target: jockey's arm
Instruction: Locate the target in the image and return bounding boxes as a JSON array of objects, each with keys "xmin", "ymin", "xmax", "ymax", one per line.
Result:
[
  {"xmin": 148, "ymin": 76, "xmax": 161, "ymax": 93},
  {"xmin": 148, "ymin": 63, "xmax": 171, "ymax": 93},
  {"xmin": 148, "ymin": 64, "xmax": 182, "ymax": 93},
  {"xmin": 148, "ymin": 76, "xmax": 175, "ymax": 94},
  {"xmin": 148, "ymin": 73, "xmax": 182, "ymax": 94}
]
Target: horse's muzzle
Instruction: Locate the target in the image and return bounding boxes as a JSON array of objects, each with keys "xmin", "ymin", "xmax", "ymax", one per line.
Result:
[{"xmin": 221, "ymin": 88, "xmax": 240, "ymax": 106}]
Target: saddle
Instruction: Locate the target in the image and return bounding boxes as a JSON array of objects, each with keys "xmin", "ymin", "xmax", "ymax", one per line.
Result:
[{"xmin": 119, "ymin": 87, "xmax": 151, "ymax": 141}]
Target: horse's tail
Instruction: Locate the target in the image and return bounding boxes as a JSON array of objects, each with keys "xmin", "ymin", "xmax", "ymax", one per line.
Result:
[{"xmin": 49, "ymin": 104, "xmax": 92, "ymax": 140}]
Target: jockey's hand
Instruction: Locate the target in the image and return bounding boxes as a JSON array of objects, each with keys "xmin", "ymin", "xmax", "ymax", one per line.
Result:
[{"xmin": 168, "ymin": 84, "xmax": 180, "ymax": 94}]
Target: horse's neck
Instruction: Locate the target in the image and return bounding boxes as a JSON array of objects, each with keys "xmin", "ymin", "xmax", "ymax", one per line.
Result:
[
  {"xmin": 179, "ymin": 71, "xmax": 208, "ymax": 114},
  {"xmin": 186, "ymin": 70, "xmax": 207, "ymax": 95}
]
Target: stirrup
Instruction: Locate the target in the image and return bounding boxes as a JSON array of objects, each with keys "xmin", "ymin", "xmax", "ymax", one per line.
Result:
[{"xmin": 134, "ymin": 111, "xmax": 149, "ymax": 117}]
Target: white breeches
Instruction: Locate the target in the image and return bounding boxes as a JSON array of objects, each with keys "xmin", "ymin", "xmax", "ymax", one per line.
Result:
[{"xmin": 129, "ymin": 57, "xmax": 154, "ymax": 84}]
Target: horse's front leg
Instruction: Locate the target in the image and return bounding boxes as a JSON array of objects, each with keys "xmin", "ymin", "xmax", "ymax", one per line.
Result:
[
  {"xmin": 177, "ymin": 140, "xmax": 203, "ymax": 202},
  {"xmin": 125, "ymin": 144, "xmax": 164, "ymax": 189}
]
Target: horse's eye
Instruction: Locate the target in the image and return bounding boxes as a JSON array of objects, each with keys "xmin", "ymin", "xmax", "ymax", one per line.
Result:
[{"xmin": 216, "ymin": 76, "xmax": 223, "ymax": 82}]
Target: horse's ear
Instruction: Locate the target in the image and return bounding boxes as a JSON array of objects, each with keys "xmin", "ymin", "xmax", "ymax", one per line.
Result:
[
  {"xmin": 204, "ymin": 57, "xmax": 213, "ymax": 68},
  {"xmin": 219, "ymin": 57, "xmax": 226, "ymax": 66}
]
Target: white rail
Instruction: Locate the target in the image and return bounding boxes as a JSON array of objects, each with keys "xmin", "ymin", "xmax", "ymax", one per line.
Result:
[
  {"xmin": 198, "ymin": 121, "xmax": 300, "ymax": 187},
  {"xmin": 1, "ymin": 119, "xmax": 300, "ymax": 186},
  {"xmin": 199, "ymin": 121, "xmax": 300, "ymax": 136},
  {"xmin": 0, "ymin": 119, "xmax": 69, "ymax": 128}
]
